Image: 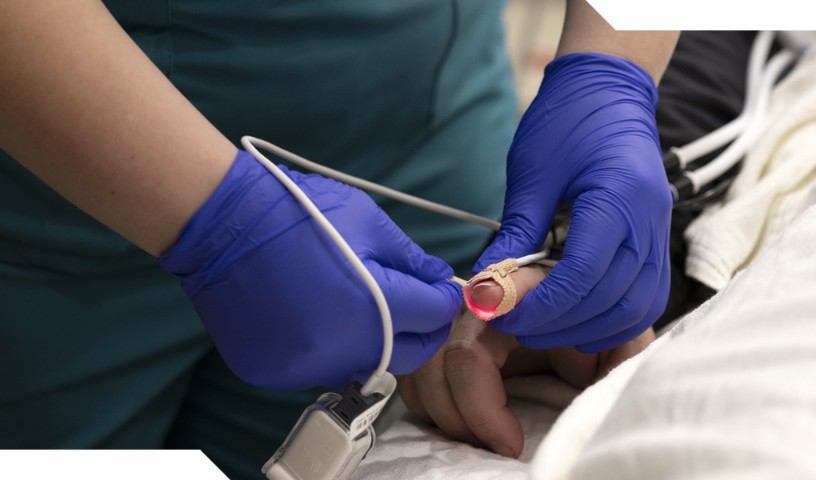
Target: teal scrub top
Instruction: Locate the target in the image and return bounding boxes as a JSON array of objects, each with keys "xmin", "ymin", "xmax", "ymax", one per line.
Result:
[
  {"xmin": 0, "ymin": 1, "xmax": 517, "ymax": 474},
  {"xmin": 0, "ymin": 0, "xmax": 516, "ymax": 276}
]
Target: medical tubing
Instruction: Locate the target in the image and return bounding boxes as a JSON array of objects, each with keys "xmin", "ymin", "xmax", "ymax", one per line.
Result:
[
  {"xmin": 516, "ymin": 250, "xmax": 557, "ymax": 268},
  {"xmin": 747, "ymin": 31, "xmax": 777, "ymax": 101},
  {"xmin": 245, "ymin": 139, "xmax": 559, "ymax": 261},
  {"xmin": 668, "ymin": 116, "xmax": 749, "ymax": 171},
  {"xmin": 241, "ymin": 136, "xmax": 393, "ymax": 395},
  {"xmin": 668, "ymin": 174, "xmax": 694, "ymax": 204},
  {"xmin": 668, "ymin": 31, "xmax": 774, "ymax": 170},
  {"xmin": 673, "ymin": 174, "xmax": 734, "ymax": 212},
  {"xmin": 246, "ymin": 138, "xmax": 502, "ymax": 232},
  {"xmin": 687, "ymin": 48, "xmax": 796, "ymax": 192}
]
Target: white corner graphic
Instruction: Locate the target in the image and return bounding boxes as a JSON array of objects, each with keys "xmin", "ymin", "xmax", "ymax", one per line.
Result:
[
  {"xmin": 0, "ymin": 450, "xmax": 230, "ymax": 480},
  {"xmin": 587, "ymin": 0, "xmax": 816, "ymax": 30}
]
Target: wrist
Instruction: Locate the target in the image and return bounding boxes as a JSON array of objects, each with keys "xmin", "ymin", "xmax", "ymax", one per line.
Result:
[
  {"xmin": 543, "ymin": 52, "xmax": 658, "ymax": 109},
  {"xmin": 556, "ymin": 1, "xmax": 678, "ymax": 84},
  {"xmin": 158, "ymin": 150, "xmax": 289, "ymax": 294}
]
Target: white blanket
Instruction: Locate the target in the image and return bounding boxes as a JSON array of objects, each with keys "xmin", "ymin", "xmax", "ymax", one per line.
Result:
[
  {"xmin": 685, "ymin": 46, "xmax": 816, "ymax": 290},
  {"xmin": 533, "ymin": 204, "xmax": 816, "ymax": 479}
]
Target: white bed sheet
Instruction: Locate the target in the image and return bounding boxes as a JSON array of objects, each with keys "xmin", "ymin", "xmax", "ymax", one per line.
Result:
[{"xmin": 353, "ymin": 375, "xmax": 579, "ymax": 480}]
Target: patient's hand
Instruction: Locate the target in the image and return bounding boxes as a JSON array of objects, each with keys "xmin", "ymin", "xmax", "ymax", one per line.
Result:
[{"xmin": 397, "ymin": 264, "xmax": 655, "ymax": 458}]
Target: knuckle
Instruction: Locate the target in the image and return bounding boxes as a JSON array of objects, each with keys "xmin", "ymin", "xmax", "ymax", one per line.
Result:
[
  {"xmin": 443, "ymin": 341, "xmax": 490, "ymax": 381},
  {"xmin": 465, "ymin": 413, "xmax": 494, "ymax": 430},
  {"xmin": 408, "ymin": 358, "xmax": 441, "ymax": 384},
  {"xmin": 443, "ymin": 340, "xmax": 482, "ymax": 367}
]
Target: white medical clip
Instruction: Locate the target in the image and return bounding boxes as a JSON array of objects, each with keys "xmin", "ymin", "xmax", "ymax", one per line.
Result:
[
  {"xmin": 262, "ymin": 378, "xmax": 395, "ymax": 480},
  {"xmin": 243, "ymin": 136, "xmax": 404, "ymax": 480}
]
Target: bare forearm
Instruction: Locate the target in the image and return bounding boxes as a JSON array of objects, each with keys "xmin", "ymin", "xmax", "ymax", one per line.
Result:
[
  {"xmin": 557, "ymin": 0, "xmax": 679, "ymax": 83},
  {"xmin": 0, "ymin": 0, "xmax": 236, "ymax": 256}
]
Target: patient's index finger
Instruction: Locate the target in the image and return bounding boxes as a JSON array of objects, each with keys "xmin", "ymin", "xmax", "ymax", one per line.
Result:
[
  {"xmin": 444, "ymin": 336, "xmax": 523, "ymax": 458},
  {"xmin": 409, "ymin": 344, "xmax": 474, "ymax": 442},
  {"xmin": 448, "ymin": 265, "xmax": 551, "ymax": 456}
]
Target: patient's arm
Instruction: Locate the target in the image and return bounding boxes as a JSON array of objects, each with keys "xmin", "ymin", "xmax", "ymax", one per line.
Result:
[{"xmin": 397, "ymin": 264, "xmax": 655, "ymax": 458}]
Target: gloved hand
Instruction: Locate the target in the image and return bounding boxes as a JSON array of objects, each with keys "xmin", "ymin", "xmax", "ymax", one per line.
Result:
[
  {"xmin": 159, "ymin": 150, "xmax": 461, "ymax": 390},
  {"xmin": 475, "ymin": 53, "xmax": 672, "ymax": 353}
]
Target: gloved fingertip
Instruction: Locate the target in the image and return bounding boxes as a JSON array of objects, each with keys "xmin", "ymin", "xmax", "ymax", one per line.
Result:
[
  {"xmin": 575, "ymin": 342, "xmax": 607, "ymax": 354},
  {"xmin": 472, "ymin": 256, "xmax": 496, "ymax": 274},
  {"xmin": 513, "ymin": 333, "xmax": 567, "ymax": 351},
  {"xmin": 389, "ymin": 325, "xmax": 451, "ymax": 375},
  {"xmin": 438, "ymin": 279, "xmax": 464, "ymax": 317},
  {"xmin": 428, "ymin": 256, "xmax": 455, "ymax": 281},
  {"xmin": 576, "ymin": 318, "xmax": 651, "ymax": 353},
  {"xmin": 473, "ymin": 245, "xmax": 509, "ymax": 273},
  {"xmin": 403, "ymin": 240, "xmax": 454, "ymax": 282},
  {"xmin": 472, "ymin": 235, "xmax": 502, "ymax": 272}
]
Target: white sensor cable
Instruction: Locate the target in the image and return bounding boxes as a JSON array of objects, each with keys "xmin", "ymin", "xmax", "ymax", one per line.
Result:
[
  {"xmin": 246, "ymin": 137, "xmax": 502, "ymax": 232},
  {"xmin": 687, "ymin": 48, "xmax": 796, "ymax": 192},
  {"xmin": 241, "ymin": 136, "xmax": 553, "ymax": 395},
  {"xmin": 242, "ymin": 136, "xmax": 393, "ymax": 395}
]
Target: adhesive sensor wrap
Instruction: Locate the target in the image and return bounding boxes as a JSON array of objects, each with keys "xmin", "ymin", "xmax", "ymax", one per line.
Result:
[{"xmin": 463, "ymin": 258, "xmax": 519, "ymax": 320}]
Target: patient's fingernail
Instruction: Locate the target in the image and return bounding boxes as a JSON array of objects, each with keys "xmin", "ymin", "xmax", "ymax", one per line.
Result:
[
  {"xmin": 463, "ymin": 280, "xmax": 504, "ymax": 320},
  {"xmin": 469, "ymin": 281, "xmax": 502, "ymax": 309}
]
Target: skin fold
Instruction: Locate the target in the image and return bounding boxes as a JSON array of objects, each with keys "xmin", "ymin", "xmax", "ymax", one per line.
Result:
[{"xmin": 398, "ymin": 264, "xmax": 656, "ymax": 458}]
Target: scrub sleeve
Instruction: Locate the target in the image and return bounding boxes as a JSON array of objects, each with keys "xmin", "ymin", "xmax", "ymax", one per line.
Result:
[{"xmin": 0, "ymin": 1, "xmax": 517, "ymax": 478}]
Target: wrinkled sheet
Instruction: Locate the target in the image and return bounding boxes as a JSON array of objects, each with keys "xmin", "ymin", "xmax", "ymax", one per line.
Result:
[
  {"xmin": 534, "ymin": 205, "xmax": 816, "ymax": 479},
  {"xmin": 353, "ymin": 375, "xmax": 579, "ymax": 480}
]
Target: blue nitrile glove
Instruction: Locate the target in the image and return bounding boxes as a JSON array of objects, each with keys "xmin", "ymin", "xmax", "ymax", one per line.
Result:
[
  {"xmin": 159, "ymin": 150, "xmax": 461, "ymax": 390},
  {"xmin": 476, "ymin": 53, "xmax": 672, "ymax": 353}
]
